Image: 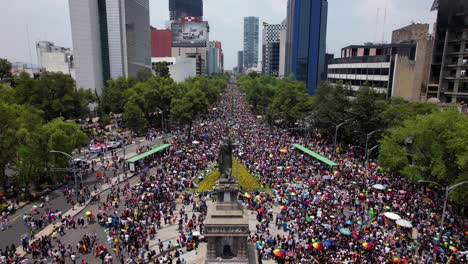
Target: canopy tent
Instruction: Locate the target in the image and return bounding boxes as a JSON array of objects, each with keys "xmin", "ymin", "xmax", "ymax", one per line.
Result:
[
  {"xmin": 292, "ymin": 144, "xmax": 338, "ymax": 167},
  {"xmin": 126, "ymin": 144, "xmax": 171, "ymax": 163}
]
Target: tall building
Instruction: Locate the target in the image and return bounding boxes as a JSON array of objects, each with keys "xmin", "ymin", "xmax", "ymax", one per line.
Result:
[
  {"xmin": 169, "ymin": 0, "xmax": 203, "ymax": 20},
  {"xmin": 69, "ymin": 0, "xmax": 151, "ymax": 93},
  {"xmin": 151, "ymin": 28, "xmax": 172, "ymax": 58},
  {"xmin": 262, "ymin": 22, "xmax": 287, "ymax": 76},
  {"xmin": 286, "ymin": 0, "xmax": 328, "ymax": 95},
  {"xmin": 171, "ymin": 19, "xmax": 209, "ymax": 75},
  {"xmin": 36, "ymin": 41, "xmax": 75, "ymax": 78},
  {"xmin": 238, "ymin": 51, "xmax": 244, "ymax": 73},
  {"xmin": 243, "ymin": 17, "xmax": 259, "ymax": 69},
  {"xmin": 213, "ymin": 41, "xmax": 224, "ymax": 72},
  {"xmin": 207, "ymin": 41, "xmax": 220, "ymax": 75},
  {"xmin": 279, "ymin": 27, "xmax": 287, "ymax": 78},
  {"xmin": 426, "ymin": 0, "xmax": 468, "ymax": 103}
]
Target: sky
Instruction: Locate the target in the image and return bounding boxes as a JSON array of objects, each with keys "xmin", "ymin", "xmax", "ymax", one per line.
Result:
[{"xmin": 0, "ymin": 0, "xmax": 437, "ymax": 70}]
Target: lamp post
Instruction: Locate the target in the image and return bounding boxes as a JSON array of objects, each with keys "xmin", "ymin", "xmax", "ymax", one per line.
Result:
[
  {"xmin": 155, "ymin": 107, "xmax": 164, "ymax": 132},
  {"xmin": 365, "ymin": 129, "xmax": 383, "ymax": 161},
  {"xmin": 334, "ymin": 119, "xmax": 353, "ymax": 147},
  {"xmin": 365, "ymin": 145, "xmax": 380, "ymax": 177},
  {"xmin": 50, "ymin": 150, "xmax": 81, "ymax": 190},
  {"xmin": 418, "ymin": 180, "xmax": 468, "ymax": 236}
]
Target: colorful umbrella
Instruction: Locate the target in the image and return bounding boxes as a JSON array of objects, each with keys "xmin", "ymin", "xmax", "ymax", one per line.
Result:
[
  {"xmin": 393, "ymin": 257, "xmax": 399, "ymax": 263},
  {"xmin": 244, "ymin": 192, "xmax": 252, "ymax": 199},
  {"xmin": 279, "ymin": 148, "xmax": 288, "ymax": 154},
  {"xmin": 273, "ymin": 248, "xmax": 286, "ymax": 257},
  {"xmin": 323, "ymin": 240, "xmax": 332, "ymax": 247},
  {"xmin": 338, "ymin": 227, "xmax": 351, "ymax": 235},
  {"xmin": 312, "ymin": 242, "xmax": 323, "ymax": 250},
  {"xmin": 85, "ymin": 210, "xmax": 92, "ymax": 216},
  {"xmin": 362, "ymin": 242, "xmax": 372, "ymax": 249},
  {"xmin": 449, "ymin": 246, "xmax": 458, "ymax": 252},
  {"xmin": 305, "ymin": 216, "xmax": 312, "ymax": 222},
  {"xmin": 280, "ymin": 205, "xmax": 288, "ymax": 210}
]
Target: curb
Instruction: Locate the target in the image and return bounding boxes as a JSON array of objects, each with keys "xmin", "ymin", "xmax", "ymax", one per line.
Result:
[{"xmin": 16, "ymin": 172, "xmax": 138, "ymax": 258}]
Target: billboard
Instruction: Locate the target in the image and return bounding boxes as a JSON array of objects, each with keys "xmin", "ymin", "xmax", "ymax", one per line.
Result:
[{"xmin": 172, "ymin": 21, "xmax": 208, "ymax": 47}]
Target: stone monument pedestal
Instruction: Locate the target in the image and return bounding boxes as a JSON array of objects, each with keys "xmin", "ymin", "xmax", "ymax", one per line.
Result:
[{"xmin": 204, "ymin": 181, "xmax": 258, "ymax": 264}]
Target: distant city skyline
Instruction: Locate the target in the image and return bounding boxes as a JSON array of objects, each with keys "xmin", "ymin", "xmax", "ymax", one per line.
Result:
[{"xmin": 0, "ymin": 0, "xmax": 436, "ymax": 70}]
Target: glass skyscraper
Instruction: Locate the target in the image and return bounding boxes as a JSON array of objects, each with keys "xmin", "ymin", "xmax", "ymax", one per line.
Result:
[
  {"xmin": 169, "ymin": 0, "xmax": 203, "ymax": 20},
  {"xmin": 243, "ymin": 16, "xmax": 259, "ymax": 69},
  {"xmin": 286, "ymin": 0, "xmax": 328, "ymax": 95},
  {"xmin": 69, "ymin": 0, "xmax": 150, "ymax": 93}
]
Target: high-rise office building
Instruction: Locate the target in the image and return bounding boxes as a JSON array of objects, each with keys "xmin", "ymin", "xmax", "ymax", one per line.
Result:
[
  {"xmin": 262, "ymin": 22, "xmax": 287, "ymax": 76},
  {"xmin": 69, "ymin": 0, "xmax": 151, "ymax": 93},
  {"xmin": 238, "ymin": 51, "xmax": 244, "ymax": 73},
  {"xmin": 426, "ymin": 0, "xmax": 468, "ymax": 103},
  {"xmin": 286, "ymin": 0, "xmax": 328, "ymax": 95},
  {"xmin": 169, "ymin": 0, "xmax": 203, "ymax": 21},
  {"xmin": 243, "ymin": 16, "xmax": 259, "ymax": 69}
]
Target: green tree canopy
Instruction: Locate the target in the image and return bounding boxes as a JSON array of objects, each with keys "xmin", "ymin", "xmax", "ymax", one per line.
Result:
[
  {"xmin": 378, "ymin": 109, "xmax": 468, "ymax": 203},
  {"xmin": 0, "ymin": 58, "xmax": 12, "ymax": 83}
]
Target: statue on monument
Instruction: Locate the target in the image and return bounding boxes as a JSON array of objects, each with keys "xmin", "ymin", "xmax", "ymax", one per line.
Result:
[{"xmin": 217, "ymin": 136, "xmax": 233, "ymax": 182}]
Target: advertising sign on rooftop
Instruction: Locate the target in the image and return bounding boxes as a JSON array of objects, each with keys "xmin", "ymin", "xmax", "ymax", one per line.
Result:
[{"xmin": 172, "ymin": 21, "xmax": 209, "ymax": 47}]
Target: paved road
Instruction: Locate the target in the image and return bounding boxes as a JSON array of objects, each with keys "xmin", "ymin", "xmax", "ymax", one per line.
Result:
[{"xmin": 0, "ymin": 137, "xmax": 166, "ymax": 250}]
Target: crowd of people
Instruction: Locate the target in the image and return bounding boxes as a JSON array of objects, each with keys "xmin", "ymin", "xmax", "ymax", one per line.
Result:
[{"xmin": 10, "ymin": 79, "xmax": 467, "ymax": 263}]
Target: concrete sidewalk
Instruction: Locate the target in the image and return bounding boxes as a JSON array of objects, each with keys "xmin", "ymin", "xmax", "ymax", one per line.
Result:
[{"xmin": 16, "ymin": 171, "xmax": 135, "ymax": 257}]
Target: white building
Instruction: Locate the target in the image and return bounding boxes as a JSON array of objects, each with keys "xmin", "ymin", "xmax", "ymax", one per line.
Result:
[
  {"xmin": 169, "ymin": 57, "xmax": 197, "ymax": 82},
  {"xmin": 36, "ymin": 41, "xmax": 75, "ymax": 79},
  {"xmin": 151, "ymin": 57, "xmax": 196, "ymax": 82},
  {"xmin": 69, "ymin": 0, "xmax": 151, "ymax": 93}
]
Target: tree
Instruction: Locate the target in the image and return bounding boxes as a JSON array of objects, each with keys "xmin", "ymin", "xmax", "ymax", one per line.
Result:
[
  {"xmin": 123, "ymin": 102, "xmax": 147, "ymax": 134},
  {"xmin": 14, "ymin": 72, "xmax": 93, "ymax": 120},
  {"xmin": 170, "ymin": 86, "xmax": 208, "ymax": 141},
  {"xmin": 311, "ymin": 82, "xmax": 352, "ymax": 137},
  {"xmin": 268, "ymin": 80, "xmax": 313, "ymax": 126},
  {"xmin": 153, "ymin": 62, "xmax": 170, "ymax": 78},
  {"xmin": 20, "ymin": 118, "xmax": 87, "ymax": 189},
  {"xmin": 136, "ymin": 68, "xmax": 154, "ymax": 82},
  {"xmin": 100, "ymin": 77, "xmax": 136, "ymax": 114},
  {"xmin": 378, "ymin": 109, "xmax": 468, "ymax": 203},
  {"xmin": 0, "ymin": 58, "xmax": 12, "ymax": 83}
]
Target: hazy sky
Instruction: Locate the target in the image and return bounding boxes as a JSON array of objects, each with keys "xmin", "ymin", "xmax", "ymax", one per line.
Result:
[{"xmin": 0, "ymin": 0, "xmax": 437, "ymax": 70}]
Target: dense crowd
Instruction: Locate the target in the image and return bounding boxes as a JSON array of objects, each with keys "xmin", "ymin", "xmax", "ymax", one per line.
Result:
[{"xmin": 12, "ymin": 80, "xmax": 467, "ymax": 263}]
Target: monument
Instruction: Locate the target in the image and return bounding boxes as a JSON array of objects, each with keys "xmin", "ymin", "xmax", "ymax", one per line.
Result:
[{"xmin": 204, "ymin": 137, "xmax": 258, "ymax": 264}]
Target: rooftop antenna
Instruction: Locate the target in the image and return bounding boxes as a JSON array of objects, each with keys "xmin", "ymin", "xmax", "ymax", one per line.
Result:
[
  {"xmin": 374, "ymin": 8, "xmax": 380, "ymax": 43},
  {"xmin": 381, "ymin": 0, "xmax": 388, "ymax": 43}
]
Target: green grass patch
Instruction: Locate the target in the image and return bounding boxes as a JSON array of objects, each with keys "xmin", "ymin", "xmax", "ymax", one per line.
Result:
[{"xmin": 194, "ymin": 157, "xmax": 261, "ymax": 192}]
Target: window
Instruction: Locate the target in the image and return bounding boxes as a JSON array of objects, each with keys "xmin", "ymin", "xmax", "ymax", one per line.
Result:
[
  {"xmin": 364, "ymin": 48, "xmax": 370, "ymax": 56},
  {"xmin": 352, "ymin": 48, "xmax": 358, "ymax": 57}
]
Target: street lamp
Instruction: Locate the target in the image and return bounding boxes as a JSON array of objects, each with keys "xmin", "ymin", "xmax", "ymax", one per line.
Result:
[
  {"xmin": 155, "ymin": 107, "xmax": 164, "ymax": 132},
  {"xmin": 334, "ymin": 119, "xmax": 353, "ymax": 147},
  {"xmin": 418, "ymin": 180, "xmax": 468, "ymax": 236},
  {"xmin": 365, "ymin": 145, "xmax": 380, "ymax": 177},
  {"xmin": 50, "ymin": 150, "xmax": 82, "ymax": 190},
  {"xmin": 365, "ymin": 129, "xmax": 383, "ymax": 161}
]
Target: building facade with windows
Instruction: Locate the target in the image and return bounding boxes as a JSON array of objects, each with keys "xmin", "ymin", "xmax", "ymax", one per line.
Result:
[
  {"xmin": 169, "ymin": 0, "xmax": 203, "ymax": 21},
  {"xmin": 243, "ymin": 16, "xmax": 259, "ymax": 69},
  {"xmin": 262, "ymin": 22, "xmax": 287, "ymax": 76},
  {"xmin": 237, "ymin": 51, "xmax": 244, "ymax": 73},
  {"xmin": 69, "ymin": 0, "xmax": 151, "ymax": 93},
  {"xmin": 286, "ymin": 0, "xmax": 328, "ymax": 95},
  {"xmin": 427, "ymin": 0, "xmax": 468, "ymax": 103}
]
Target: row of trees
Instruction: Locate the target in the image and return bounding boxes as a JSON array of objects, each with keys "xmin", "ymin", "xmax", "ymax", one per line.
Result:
[
  {"xmin": 238, "ymin": 73, "xmax": 467, "ymax": 203},
  {"xmin": 0, "ymin": 69, "xmax": 90, "ymax": 192},
  {"xmin": 99, "ymin": 75, "xmax": 228, "ymax": 138}
]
